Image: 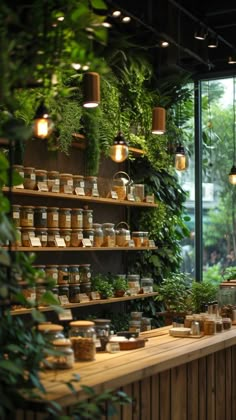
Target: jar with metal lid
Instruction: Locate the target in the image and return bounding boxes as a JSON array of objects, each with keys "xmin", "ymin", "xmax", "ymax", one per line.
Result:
[
  {"xmin": 60, "ymin": 228, "xmax": 72, "ymax": 246},
  {"xmin": 141, "ymin": 277, "xmax": 153, "ymax": 293},
  {"xmin": 204, "ymin": 318, "xmax": 216, "ymax": 335},
  {"xmin": 20, "ymin": 206, "xmax": 34, "ymax": 227},
  {"xmin": 59, "ymin": 208, "xmax": 71, "ymax": 229},
  {"xmin": 58, "ymin": 265, "xmax": 69, "ymax": 284},
  {"xmin": 12, "ymin": 204, "xmax": 21, "ymax": 227},
  {"xmin": 47, "ymin": 207, "xmax": 59, "ymax": 228},
  {"xmin": 50, "ymin": 339, "xmax": 74, "ymax": 369},
  {"xmin": 141, "ymin": 317, "xmax": 152, "ymax": 332},
  {"xmin": 102, "ymin": 223, "xmax": 116, "ymax": 247},
  {"xmin": 69, "ymin": 320, "xmax": 96, "ymax": 361},
  {"xmin": 69, "ymin": 265, "xmax": 80, "ymax": 284},
  {"xmin": 82, "ymin": 209, "xmax": 93, "ymax": 229},
  {"xmin": 34, "ymin": 206, "xmax": 47, "ymax": 228},
  {"xmin": 222, "ymin": 317, "xmax": 232, "ymax": 330},
  {"xmin": 71, "ymin": 229, "xmax": 83, "ymax": 247},
  {"xmin": 69, "ymin": 284, "xmax": 81, "ymax": 303},
  {"xmin": 47, "ymin": 228, "xmax": 60, "ymax": 246},
  {"xmin": 129, "ymin": 320, "xmax": 141, "ymax": 333},
  {"xmin": 23, "ymin": 167, "xmax": 36, "ymax": 190},
  {"xmin": 35, "ymin": 228, "xmax": 48, "ymax": 246},
  {"xmin": 47, "ymin": 170, "xmax": 60, "ymax": 192},
  {"xmin": 38, "ymin": 323, "xmax": 65, "ymax": 343},
  {"xmin": 71, "ymin": 208, "xmax": 83, "ymax": 228},
  {"xmin": 84, "ymin": 176, "xmax": 99, "ymax": 197},
  {"xmin": 216, "ymin": 318, "xmax": 223, "ymax": 333},
  {"xmin": 94, "ymin": 319, "xmax": 111, "ymax": 351},
  {"xmin": 60, "ymin": 173, "xmax": 73, "ymax": 194},
  {"xmin": 93, "ymin": 223, "xmax": 103, "ymax": 247},
  {"xmin": 83, "ymin": 229, "xmax": 94, "ymax": 246},
  {"xmin": 45, "ymin": 265, "xmax": 59, "ymax": 283},
  {"xmin": 80, "ymin": 264, "xmax": 91, "ymax": 283},
  {"xmin": 142, "ymin": 231, "xmax": 149, "ymax": 247},
  {"xmin": 127, "ymin": 274, "xmax": 140, "ymax": 289},
  {"xmin": 58, "ymin": 285, "xmax": 69, "ymax": 299},
  {"xmin": 21, "ymin": 227, "xmax": 35, "ymax": 247},
  {"xmin": 73, "ymin": 175, "xmax": 85, "ymax": 195},
  {"xmin": 35, "ymin": 169, "xmax": 48, "ymax": 190},
  {"xmin": 79, "ymin": 282, "xmax": 91, "ymax": 295},
  {"xmin": 115, "ymin": 222, "xmax": 130, "ymax": 247},
  {"xmin": 132, "ymin": 231, "xmax": 143, "ymax": 247},
  {"xmin": 111, "ymin": 171, "xmax": 131, "ymax": 200}
]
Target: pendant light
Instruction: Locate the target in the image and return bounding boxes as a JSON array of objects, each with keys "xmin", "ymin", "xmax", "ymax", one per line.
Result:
[
  {"xmin": 151, "ymin": 107, "xmax": 166, "ymax": 135},
  {"xmin": 110, "ymin": 131, "xmax": 129, "ymax": 163},
  {"xmin": 229, "ymin": 77, "xmax": 236, "ymax": 184},
  {"xmin": 33, "ymin": 101, "xmax": 53, "ymax": 139},
  {"xmin": 175, "ymin": 144, "xmax": 188, "ymax": 171},
  {"xmin": 83, "ymin": 72, "xmax": 100, "ymax": 108}
]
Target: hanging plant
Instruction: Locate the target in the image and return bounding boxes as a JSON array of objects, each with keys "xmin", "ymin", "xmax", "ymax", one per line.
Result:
[{"xmin": 83, "ymin": 107, "xmax": 101, "ymax": 176}]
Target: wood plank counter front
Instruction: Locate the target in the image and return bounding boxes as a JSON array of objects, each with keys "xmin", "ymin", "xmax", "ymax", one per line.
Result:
[{"xmin": 17, "ymin": 326, "xmax": 236, "ymax": 420}]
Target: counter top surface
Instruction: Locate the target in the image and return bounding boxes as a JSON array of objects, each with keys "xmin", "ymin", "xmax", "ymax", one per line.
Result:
[{"xmin": 39, "ymin": 325, "xmax": 236, "ymax": 407}]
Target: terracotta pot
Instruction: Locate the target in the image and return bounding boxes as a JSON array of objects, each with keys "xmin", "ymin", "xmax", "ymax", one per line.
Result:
[{"xmin": 114, "ymin": 290, "xmax": 125, "ymax": 297}]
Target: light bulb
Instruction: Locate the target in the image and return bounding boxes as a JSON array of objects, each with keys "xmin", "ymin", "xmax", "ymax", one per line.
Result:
[{"xmin": 110, "ymin": 132, "xmax": 129, "ymax": 163}]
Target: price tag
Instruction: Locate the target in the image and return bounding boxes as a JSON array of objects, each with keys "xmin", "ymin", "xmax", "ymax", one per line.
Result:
[
  {"xmin": 52, "ymin": 185, "xmax": 60, "ymax": 193},
  {"xmin": 128, "ymin": 240, "xmax": 135, "ymax": 248},
  {"xmin": 58, "ymin": 309, "xmax": 73, "ymax": 321},
  {"xmin": 111, "ymin": 191, "xmax": 118, "ymax": 199},
  {"xmin": 128, "ymin": 287, "xmax": 140, "ymax": 295},
  {"xmin": 82, "ymin": 238, "xmax": 92, "ymax": 247},
  {"xmin": 15, "ymin": 184, "xmax": 24, "ymax": 189},
  {"xmin": 58, "ymin": 295, "xmax": 69, "ymax": 305},
  {"xmin": 30, "ymin": 237, "xmax": 42, "ymax": 247},
  {"xmin": 78, "ymin": 293, "xmax": 90, "ymax": 302},
  {"xmin": 92, "ymin": 189, "xmax": 99, "ymax": 197},
  {"xmin": 63, "ymin": 185, "xmax": 73, "ymax": 194},
  {"xmin": 149, "ymin": 240, "xmax": 156, "ymax": 248},
  {"xmin": 37, "ymin": 182, "xmax": 49, "ymax": 192},
  {"xmin": 146, "ymin": 194, "xmax": 155, "ymax": 203},
  {"xmin": 91, "ymin": 291, "xmax": 101, "ymax": 300},
  {"xmin": 75, "ymin": 187, "xmax": 85, "ymax": 196},
  {"xmin": 127, "ymin": 193, "xmax": 135, "ymax": 201},
  {"xmin": 55, "ymin": 237, "xmax": 66, "ymax": 247}
]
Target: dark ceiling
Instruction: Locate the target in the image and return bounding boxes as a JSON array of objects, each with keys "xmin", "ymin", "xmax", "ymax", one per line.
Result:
[{"xmin": 106, "ymin": 0, "xmax": 236, "ymax": 78}]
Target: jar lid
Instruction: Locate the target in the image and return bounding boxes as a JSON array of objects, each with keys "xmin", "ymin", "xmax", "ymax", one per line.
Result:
[
  {"xmin": 73, "ymin": 174, "xmax": 84, "ymax": 178},
  {"xmin": 24, "ymin": 167, "xmax": 35, "ymax": 170},
  {"xmin": 12, "ymin": 204, "xmax": 21, "ymax": 208},
  {"xmin": 60, "ymin": 228, "xmax": 72, "ymax": 231},
  {"xmin": 58, "ymin": 265, "xmax": 69, "ymax": 268},
  {"xmin": 69, "ymin": 320, "xmax": 95, "ymax": 327},
  {"xmin": 52, "ymin": 338, "xmax": 71, "ymax": 346},
  {"xmin": 47, "ymin": 170, "xmax": 59, "ymax": 175},
  {"xmin": 38, "ymin": 323, "xmax": 63, "ymax": 332},
  {"xmin": 79, "ymin": 264, "xmax": 91, "ymax": 267},
  {"xmin": 13, "ymin": 164, "xmax": 24, "ymax": 168},
  {"xmin": 102, "ymin": 223, "xmax": 115, "ymax": 228},
  {"xmin": 35, "ymin": 169, "xmax": 47, "ymax": 173},
  {"xmin": 83, "ymin": 209, "xmax": 93, "ymax": 212},
  {"xmin": 93, "ymin": 223, "xmax": 102, "ymax": 228},
  {"xmin": 47, "ymin": 228, "xmax": 60, "ymax": 231},
  {"xmin": 34, "ymin": 206, "xmax": 47, "ymax": 209},
  {"xmin": 71, "ymin": 208, "xmax": 83, "ymax": 211},
  {"xmin": 60, "ymin": 208, "xmax": 72, "ymax": 211},
  {"xmin": 132, "ymin": 231, "xmax": 143, "ymax": 236},
  {"xmin": 21, "ymin": 227, "xmax": 35, "ymax": 230},
  {"xmin": 35, "ymin": 227, "xmax": 48, "ymax": 231},
  {"xmin": 46, "ymin": 265, "xmax": 58, "ymax": 268},
  {"xmin": 84, "ymin": 176, "xmax": 97, "ymax": 180},
  {"xmin": 47, "ymin": 207, "xmax": 59, "ymax": 210},
  {"xmin": 94, "ymin": 318, "xmax": 111, "ymax": 324},
  {"xmin": 60, "ymin": 173, "xmax": 73, "ymax": 177},
  {"xmin": 21, "ymin": 205, "xmax": 34, "ymax": 209}
]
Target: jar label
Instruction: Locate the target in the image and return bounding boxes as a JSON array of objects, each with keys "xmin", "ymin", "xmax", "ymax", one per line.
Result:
[
  {"xmin": 37, "ymin": 181, "xmax": 49, "ymax": 192},
  {"xmin": 30, "ymin": 237, "xmax": 41, "ymax": 247},
  {"xmin": 41, "ymin": 235, "xmax": 47, "ymax": 241},
  {"xmin": 65, "ymin": 235, "xmax": 70, "ymax": 241},
  {"xmin": 55, "ymin": 179, "xmax": 60, "ymax": 185},
  {"xmin": 89, "ymin": 235, "xmax": 94, "ymax": 242},
  {"xmin": 28, "ymin": 214, "xmax": 33, "ymax": 220},
  {"xmin": 75, "ymin": 187, "xmax": 85, "ymax": 196},
  {"xmin": 66, "ymin": 215, "xmax": 71, "ymax": 222},
  {"xmin": 77, "ymin": 215, "xmax": 82, "ymax": 221},
  {"xmin": 92, "ymin": 188, "xmax": 99, "ymax": 197},
  {"xmin": 88, "ymin": 217, "xmax": 93, "ymax": 224},
  {"xmin": 80, "ymin": 181, "xmax": 85, "ymax": 188},
  {"xmin": 30, "ymin": 174, "xmax": 36, "ymax": 180},
  {"xmin": 78, "ymin": 233, "xmax": 83, "ymax": 239},
  {"xmin": 126, "ymin": 234, "xmax": 131, "ymax": 240},
  {"xmin": 87, "ymin": 272, "xmax": 91, "ymax": 279},
  {"xmin": 53, "ymin": 214, "xmax": 59, "ymax": 221},
  {"xmin": 63, "ymin": 185, "xmax": 73, "ymax": 194},
  {"xmin": 55, "ymin": 237, "xmax": 66, "ymax": 247},
  {"xmin": 13, "ymin": 212, "xmax": 20, "ymax": 219},
  {"xmin": 67, "ymin": 180, "xmax": 73, "ymax": 186},
  {"xmin": 53, "ymin": 273, "xmax": 58, "ymax": 279},
  {"xmin": 52, "ymin": 185, "xmax": 60, "ymax": 193},
  {"xmin": 42, "ymin": 213, "xmax": 47, "ymax": 219}
]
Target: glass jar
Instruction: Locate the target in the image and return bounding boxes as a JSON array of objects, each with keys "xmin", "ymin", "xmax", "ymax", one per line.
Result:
[
  {"xmin": 102, "ymin": 223, "xmax": 116, "ymax": 247},
  {"xmin": 12, "ymin": 204, "xmax": 21, "ymax": 227},
  {"xmin": 60, "ymin": 228, "xmax": 72, "ymax": 246},
  {"xmin": 132, "ymin": 231, "xmax": 143, "ymax": 247},
  {"xmin": 20, "ymin": 205, "xmax": 34, "ymax": 227},
  {"xmin": 34, "ymin": 206, "xmax": 47, "ymax": 228},
  {"xmin": 58, "ymin": 285, "xmax": 69, "ymax": 299},
  {"xmin": 80, "ymin": 282, "xmax": 91, "ymax": 295},
  {"xmin": 14, "ymin": 227, "xmax": 22, "ymax": 247},
  {"xmin": 82, "ymin": 209, "xmax": 93, "ymax": 229},
  {"xmin": 127, "ymin": 274, "xmax": 140, "ymax": 289},
  {"xmin": 93, "ymin": 223, "xmax": 103, "ymax": 247},
  {"xmin": 69, "ymin": 284, "xmax": 81, "ymax": 303},
  {"xmin": 141, "ymin": 317, "xmax": 152, "ymax": 332},
  {"xmin": 111, "ymin": 171, "xmax": 130, "ymax": 200},
  {"xmin": 83, "ymin": 229, "xmax": 94, "ymax": 246},
  {"xmin": 23, "ymin": 167, "xmax": 36, "ymax": 190},
  {"xmin": 94, "ymin": 319, "xmax": 111, "ymax": 351},
  {"xmin": 47, "ymin": 170, "xmax": 60, "ymax": 192},
  {"xmin": 184, "ymin": 315, "xmax": 194, "ymax": 328},
  {"xmin": 59, "ymin": 208, "xmax": 71, "ymax": 229},
  {"xmin": 216, "ymin": 318, "xmax": 223, "ymax": 333},
  {"xmin": 129, "ymin": 320, "xmax": 141, "ymax": 333},
  {"xmin": 35, "ymin": 281, "xmax": 47, "ymax": 306},
  {"xmin": 58, "ymin": 265, "xmax": 69, "ymax": 285},
  {"xmin": 133, "ymin": 184, "xmax": 145, "ymax": 202},
  {"xmin": 45, "ymin": 265, "xmax": 59, "ymax": 283},
  {"xmin": 50, "ymin": 339, "xmax": 74, "ymax": 369},
  {"xmin": 21, "ymin": 227, "xmax": 35, "ymax": 246},
  {"xmin": 47, "ymin": 207, "xmax": 59, "ymax": 228},
  {"xmin": 71, "ymin": 208, "xmax": 83, "ymax": 229},
  {"xmin": 115, "ymin": 222, "xmax": 130, "ymax": 247},
  {"xmin": 69, "ymin": 265, "xmax": 80, "ymax": 284},
  {"xmin": 141, "ymin": 277, "xmax": 153, "ymax": 293},
  {"xmin": 222, "ymin": 317, "xmax": 232, "ymax": 330},
  {"xmin": 142, "ymin": 231, "xmax": 149, "ymax": 247},
  {"xmin": 73, "ymin": 175, "xmax": 85, "ymax": 195},
  {"xmin": 47, "ymin": 228, "xmax": 60, "ymax": 246},
  {"xmin": 204, "ymin": 318, "xmax": 216, "ymax": 335},
  {"xmin": 69, "ymin": 320, "xmax": 96, "ymax": 361},
  {"xmin": 35, "ymin": 228, "xmax": 48, "ymax": 246},
  {"xmin": 60, "ymin": 173, "xmax": 73, "ymax": 194},
  {"xmin": 84, "ymin": 176, "xmax": 99, "ymax": 197},
  {"xmin": 51, "ymin": 286, "xmax": 59, "ymax": 300},
  {"xmin": 71, "ymin": 229, "xmax": 83, "ymax": 247},
  {"xmin": 35, "ymin": 169, "xmax": 48, "ymax": 190},
  {"xmin": 131, "ymin": 311, "xmax": 143, "ymax": 320},
  {"xmin": 13, "ymin": 164, "xmax": 24, "ymax": 182},
  {"xmin": 79, "ymin": 264, "xmax": 91, "ymax": 283},
  {"xmin": 38, "ymin": 323, "xmax": 65, "ymax": 343}
]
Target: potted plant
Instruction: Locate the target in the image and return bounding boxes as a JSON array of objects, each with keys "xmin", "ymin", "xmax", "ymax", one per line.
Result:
[
  {"xmin": 191, "ymin": 280, "xmax": 219, "ymax": 313},
  {"xmin": 112, "ymin": 276, "xmax": 129, "ymax": 298},
  {"xmin": 91, "ymin": 274, "xmax": 114, "ymax": 299}
]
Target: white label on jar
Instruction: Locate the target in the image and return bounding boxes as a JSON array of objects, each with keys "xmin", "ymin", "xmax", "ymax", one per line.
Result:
[
  {"xmin": 30, "ymin": 237, "xmax": 41, "ymax": 247},
  {"xmin": 78, "ymin": 293, "xmax": 90, "ymax": 302},
  {"xmin": 13, "ymin": 212, "xmax": 20, "ymax": 219},
  {"xmin": 78, "ymin": 233, "xmax": 83, "ymax": 239},
  {"xmin": 89, "ymin": 235, "xmax": 93, "ymax": 241},
  {"xmin": 41, "ymin": 235, "xmax": 47, "ymax": 241},
  {"xmin": 42, "ymin": 213, "xmax": 47, "ymax": 219},
  {"xmin": 67, "ymin": 180, "xmax": 73, "ymax": 186},
  {"xmin": 64, "ymin": 185, "xmax": 73, "ymax": 194},
  {"xmin": 66, "ymin": 215, "xmax": 71, "ymax": 222},
  {"xmin": 92, "ymin": 188, "xmax": 99, "ymax": 197},
  {"xmin": 77, "ymin": 215, "xmax": 82, "ymax": 221},
  {"xmin": 65, "ymin": 235, "xmax": 70, "ymax": 241},
  {"xmin": 28, "ymin": 214, "xmax": 33, "ymax": 220},
  {"xmin": 19, "ymin": 171, "xmax": 24, "ymax": 177},
  {"xmin": 37, "ymin": 182, "xmax": 48, "ymax": 192},
  {"xmin": 95, "ymin": 338, "xmax": 102, "ymax": 348},
  {"xmin": 30, "ymin": 174, "xmax": 36, "ymax": 180},
  {"xmin": 55, "ymin": 179, "xmax": 60, "ymax": 185},
  {"xmin": 75, "ymin": 187, "xmax": 85, "ymax": 196},
  {"xmin": 55, "ymin": 237, "xmax": 66, "ymax": 247},
  {"xmin": 53, "ymin": 273, "xmax": 58, "ymax": 279},
  {"xmin": 88, "ymin": 217, "xmax": 93, "ymax": 224},
  {"xmin": 53, "ymin": 214, "xmax": 58, "ymax": 221},
  {"xmin": 80, "ymin": 181, "xmax": 85, "ymax": 188},
  {"xmin": 111, "ymin": 191, "xmax": 118, "ymax": 199},
  {"xmin": 52, "ymin": 185, "xmax": 60, "ymax": 193},
  {"xmin": 82, "ymin": 238, "xmax": 92, "ymax": 247},
  {"xmin": 126, "ymin": 234, "xmax": 131, "ymax": 240},
  {"xmin": 127, "ymin": 193, "xmax": 135, "ymax": 201},
  {"xmin": 128, "ymin": 240, "xmax": 135, "ymax": 247},
  {"xmin": 142, "ymin": 286, "xmax": 153, "ymax": 293},
  {"xmin": 87, "ymin": 272, "xmax": 91, "ymax": 279},
  {"xmin": 75, "ymin": 274, "xmax": 80, "ymax": 281}
]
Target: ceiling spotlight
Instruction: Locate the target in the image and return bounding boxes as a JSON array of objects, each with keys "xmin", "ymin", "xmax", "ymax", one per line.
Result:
[
  {"xmin": 57, "ymin": 16, "xmax": 64, "ymax": 22},
  {"xmin": 71, "ymin": 63, "xmax": 81, "ymax": 70},
  {"xmin": 122, "ymin": 16, "xmax": 131, "ymax": 23},
  {"xmin": 228, "ymin": 55, "xmax": 236, "ymax": 64},
  {"xmin": 83, "ymin": 72, "xmax": 100, "ymax": 108},
  {"xmin": 207, "ymin": 34, "xmax": 218, "ymax": 48},
  {"xmin": 112, "ymin": 10, "xmax": 121, "ymax": 18},
  {"xmin": 161, "ymin": 41, "xmax": 169, "ymax": 48},
  {"xmin": 194, "ymin": 25, "xmax": 207, "ymax": 40},
  {"xmin": 102, "ymin": 21, "xmax": 112, "ymax": 28}
]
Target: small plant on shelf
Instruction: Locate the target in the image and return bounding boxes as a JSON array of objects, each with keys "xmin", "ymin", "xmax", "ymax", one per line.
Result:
[
  {"xmin": 91, "ymin": 274, "xmax": 114, "ymax": 299},
  {"xmin": 112, "ymin": 276, "xmax": 129, "ymax": 298},
  {"xmin": 155, "ymin": 272, "xmax": 193, "ymax": 313}
]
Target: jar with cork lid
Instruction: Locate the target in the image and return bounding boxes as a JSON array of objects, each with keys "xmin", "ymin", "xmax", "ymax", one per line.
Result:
[
  {"xmin": 69, "ymin": 320, "xmax": 96, "ymax": 361},
  {"xmin": 60, "ymin": 173, "xmax": 73, "ymax": 194}
]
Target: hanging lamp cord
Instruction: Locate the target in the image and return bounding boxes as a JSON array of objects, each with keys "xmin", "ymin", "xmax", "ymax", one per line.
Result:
[{"xmin": 233, "ymin": 77, "xmax": 236, "ymax": 165}]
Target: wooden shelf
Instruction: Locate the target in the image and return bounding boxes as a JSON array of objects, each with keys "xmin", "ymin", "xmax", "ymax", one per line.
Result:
[
  {"xmin": 7, "ymin": 246, "xmax": 157, "ymax": 252},
  {"xmin": 3, "ymin": 187, "xmax": 158, "ymax": 208},
  {"xmin": 10, "ymin": 292, "xmax": 159, "ymax": 315}
]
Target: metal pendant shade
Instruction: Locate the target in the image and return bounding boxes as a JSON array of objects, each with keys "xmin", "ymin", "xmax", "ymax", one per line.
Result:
[
  {"xmin": 83, "ymin": 72, "xmax": 100, "ymax": 108},
  {"xmin": 151, "ymin": 107, "xmax": 166, "ymax": 134}
]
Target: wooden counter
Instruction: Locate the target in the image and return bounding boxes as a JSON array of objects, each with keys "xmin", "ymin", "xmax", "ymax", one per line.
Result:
[{"xmin": 17, "ymin": 326, "xmax": 236, "ymax": 419}]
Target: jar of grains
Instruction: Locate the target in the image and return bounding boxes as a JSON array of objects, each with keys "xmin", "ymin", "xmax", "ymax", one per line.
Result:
[
  {"xmin": 69, "ymin": 284, "xmax": 81, "ymax": 303},
  {"xmin": 60, "ymin": 228, "xmax": 72, "ymax": 247},
  {"xmin": 21, "ymin": 227, "xmax": 35, "ymax": 247},
  {"xmin": 47, "ymin": 207, "xmax": 59, "ymax": 228},
  {"xmin": 60, "ymin": 173, "xmax": 73, "ymax": 194},
  {"xmin": 83, "ymin": 229, "xmax": 94, "ymax": 246},
  {"xmin": 69, "ymin": 320, "xmax": 96, "ymax": 361},
  {"xmin": 23, "ymin": 167, "xmax": 36, "ymax": 190},
  {"xmin": 73, "ymin": 175, "xmax": 85, "ymax": 195},
  {"xmin": 47, "ymin": 170, "xmax": 60, "ymax": 192},
  {"xmin": 71, "ymin": 208, "xmax": 83, "ymax": 229},
  {"xmin": 94, "ymin": 319, "xmax": 111, "ymax": 352},
  {"xmin": 142, "ymin": 231, "xmax": 149, "ymax": 247},
  {"xmin": 20, "ymin": 206, "xmax": 34, "ymax": 227},
  {"xmin": 38, "ymin": 323, "xmax": 65, "ymax": 343},
  {"xmin": 80, "ymin": 282, "xmax": 92, "ymax": 295},
  {"xmin": 93, "ymin": 223, "xmax": 103, "ymax": 247},
  {"xmin": 71, "ymin": 229, "xmax": 83, "ymax": 247},
  {"xmin": 84, "ymin": 176, "xmax": 99, "ymax": 197},
  {"xmin": 12, "ymin": 204, "xmax": 21, "ymax": 227},
  {"xmin": 51, "ymin": 339, "xmax": 74, "ymax": 369},
  {"xmin": 58, "ymin": 265, "xmax": 69, "ymax": 285},
  {"xmin": 34, "ymin": 206, "xmax": 47, "ymax": 228},
  {"xmin": 79, "ymin": 264, "xmax": 91, "ymax": 283},
  {"xmin": 58, "ymin": 285, "xmax": 69, "ymax": 299},
  {"xmin": 102, "ymin": 223, "xmax": 116, "ymax": 247},
  {"xmin": 204, "ymin": 318, "xmax": 216, "ymax": 335},
  {"xmin": 82, "ymin": 209, "xmax": 93, "ymax": 229},
  {"xmin": 47, "ymin": 228, "xmax": 60, "ymax": 246},
  {"xmin": 35, "ymin": 228, "xmax": 48, "ymax": 246},
  {"xmin": 35, "ymin": 169, "xmax": 48, "ymax": 190},
  {"xmin": 14, "ymin": 227, "xmax": 22, "ymax": 247},
  {"xmin": 132, "ymin": 231, "xmax": 143, "ymax": 247},
  {"xmin": 13, "ymin": 164, "xmax": 24, "ymax": 182},
  {"xmin": 59, "ymin": 208, "xmax": 71, "ymax": 228},
  {"xmin": 69, "ymin": 265, "xmax": 80, "ymax": 284},
  {"xmin": 115, "ymin": 222, "xmax": 130, "ymax": 247},
  {"xmin": 45, "ymin": 265, "xmax": 59, "ymax": 283}
]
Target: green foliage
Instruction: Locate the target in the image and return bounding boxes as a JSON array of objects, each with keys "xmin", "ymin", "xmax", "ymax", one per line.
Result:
[
  {"xmin": 91, "ymin": 274, "xmax": 114, "ymax": 298},
  {"xmin": 112, "ymin": 276, "xmax": 128, "ymax": 292},
  {"xmin": 222, "ymin": 266, "xmax": 236, "ymax": 281},
  {"xmin": 155, "ymin": 272, "xmax": 193, "ymax": 312},
  {"xmin": 202, "ymin": 264, "xmax": 222, "ymax": 285},
  {"xmin": 191, "ymin": 280, "xmax": 219, "ymax": 313},
  {"xmin": 83, "ymin": 107, "xmax": 101, "ymax": 176}
]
